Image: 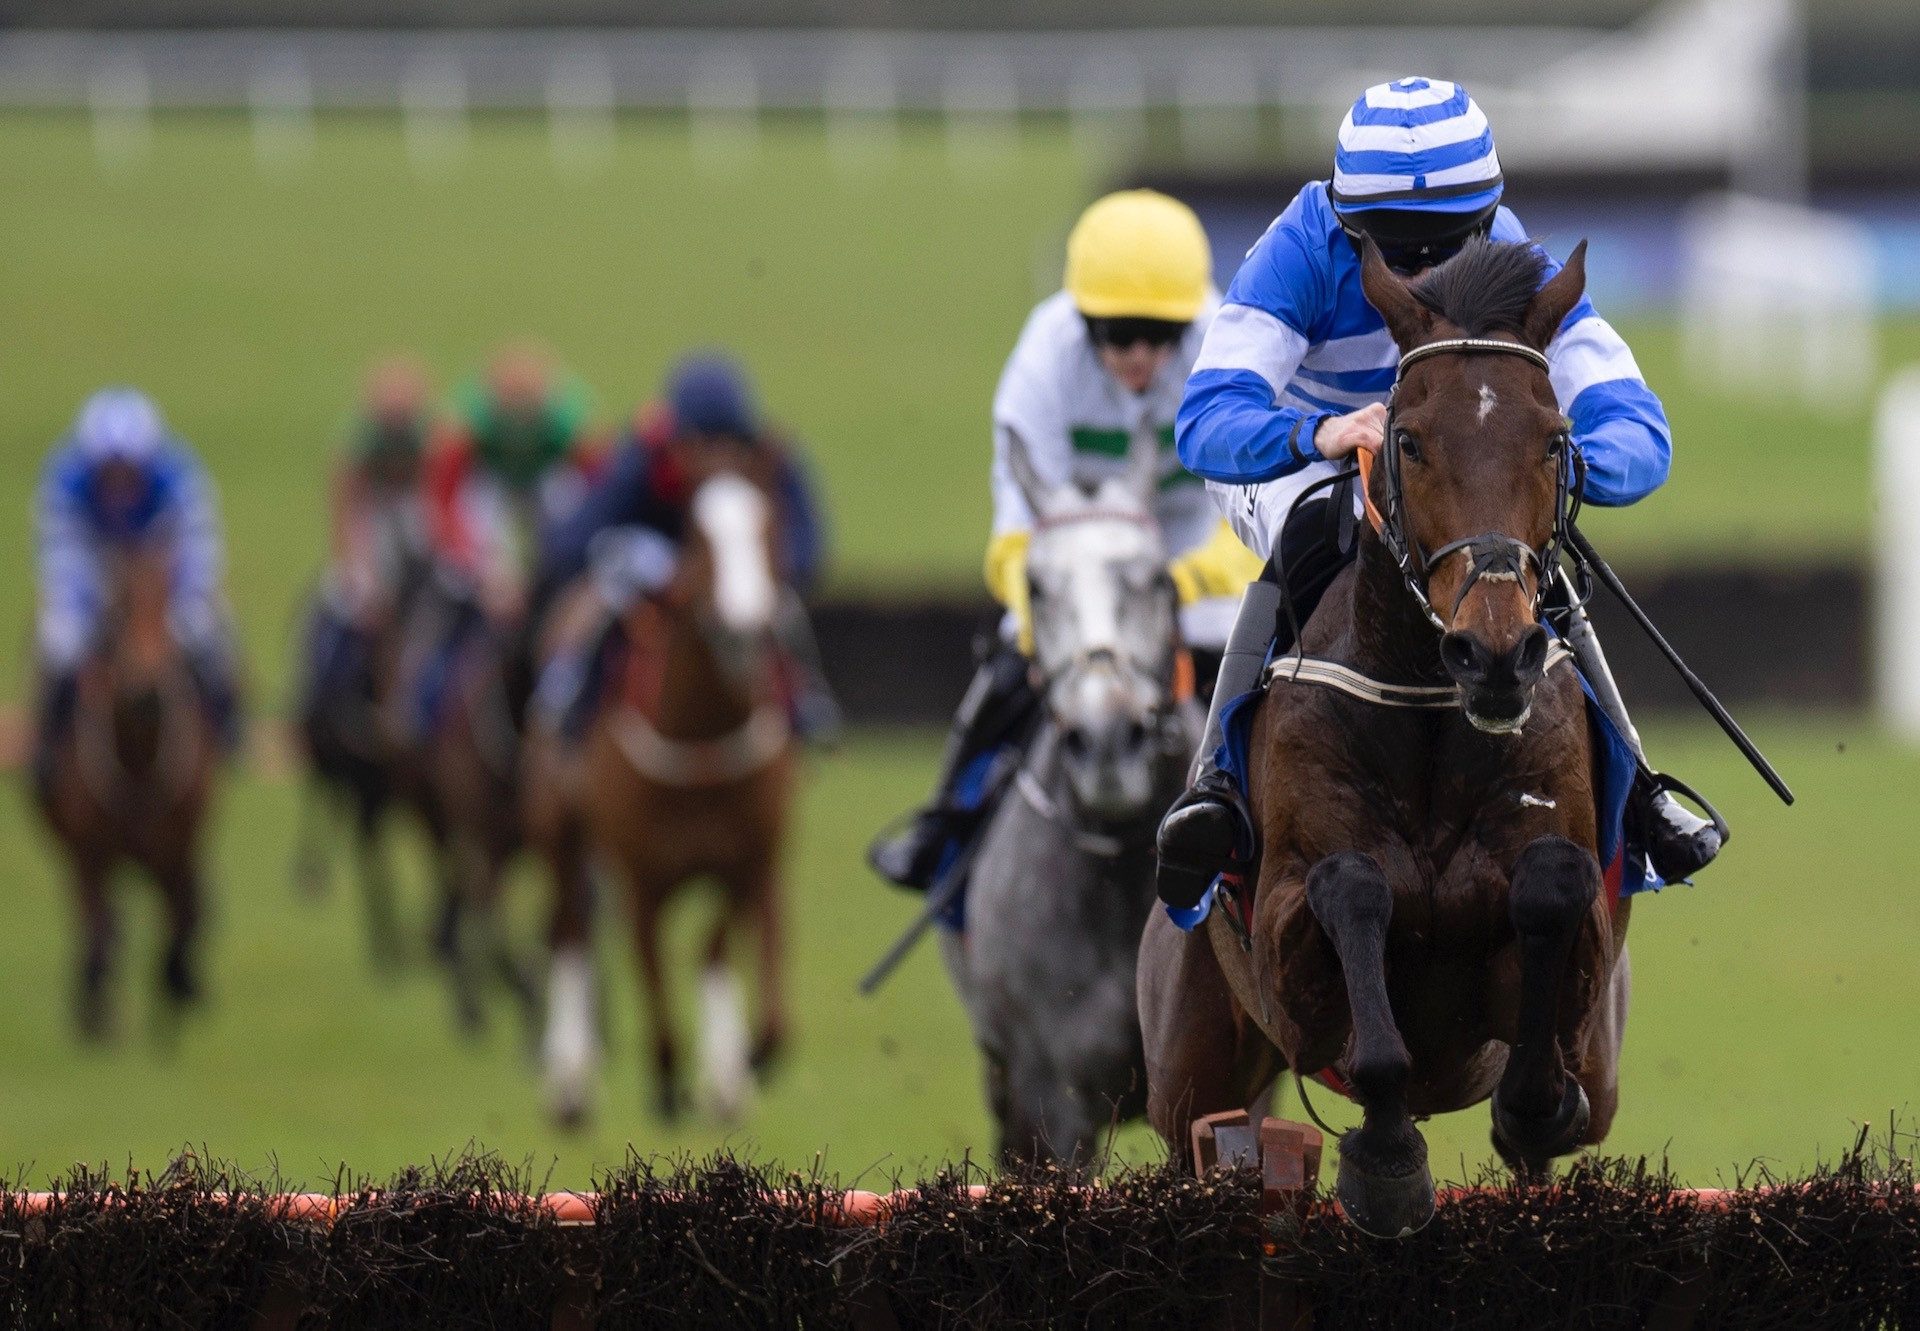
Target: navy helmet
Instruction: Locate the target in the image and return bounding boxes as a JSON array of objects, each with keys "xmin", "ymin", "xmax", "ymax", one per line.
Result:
[{"xmin": 668, "ymin": 355, "xmax": 760, "ymax": 441}]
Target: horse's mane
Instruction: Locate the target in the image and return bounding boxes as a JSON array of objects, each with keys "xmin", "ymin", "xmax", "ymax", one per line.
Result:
[{"xmin": 1410, "ymin": 237, "xmax": 1547, "ymax": 337}]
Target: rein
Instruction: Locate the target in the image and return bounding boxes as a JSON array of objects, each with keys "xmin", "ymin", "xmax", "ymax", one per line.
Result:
[{"xmin": 1366, "ymin": 336, "xmax": 1588, "ymax": 634}]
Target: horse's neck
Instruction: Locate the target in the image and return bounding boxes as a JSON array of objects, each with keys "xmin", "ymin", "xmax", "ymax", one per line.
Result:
[
  {"xmin": 1340, "ymin": 532, "xmax": 1449, "ymax": 685},
  {"xmin": 652, "ymin": 612, "xmax": 757, "ymax": 741}
]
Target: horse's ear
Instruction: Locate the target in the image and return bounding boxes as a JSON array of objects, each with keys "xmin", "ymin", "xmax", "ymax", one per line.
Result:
[
  {"xmin": 1523, "ymin": 239, "xmax": 1587, "ymax": 351},
  {"xmin": 1124, "ymin": 423, "xmax": 1161, "ymax": 501},
  {"xmin": 1358, "ymin": 234, "xmax": 1433, "ymax": 351},
  {"xmin": 1002, "ymin": 427, "xmax": 1051, "ymax": 517}
]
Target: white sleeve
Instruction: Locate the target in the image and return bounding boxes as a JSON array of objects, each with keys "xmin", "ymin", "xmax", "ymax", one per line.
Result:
[{"xmin": 988, "ymin": 332, "xmax": 1072, "ymax": 537}]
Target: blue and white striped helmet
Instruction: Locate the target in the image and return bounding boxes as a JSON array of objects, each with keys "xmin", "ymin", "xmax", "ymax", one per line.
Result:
[
  {"xmin": 72, "ymin": 387, "xmax": 167, "ymax": 464},
  {"xmin": 1331, "ymin": 77, "xmax": 1502, "ymax": 215}
]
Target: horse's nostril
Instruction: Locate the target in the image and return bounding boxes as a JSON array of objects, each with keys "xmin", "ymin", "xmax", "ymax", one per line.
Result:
[
  {"xmin": 1062, "ymin": 729, "xmax": 1089, "ymax": 759},
  {"xmin": 1440, "ymin": 632, "xmax": 1484, "ymax": 681},
  {"xmin": 1515, "ymin": 627, "xmax": 1549, "ymax": 678},
  {"xmin": 1125, "ymin": 719, "xmax": 1149, "ymax": 749}
]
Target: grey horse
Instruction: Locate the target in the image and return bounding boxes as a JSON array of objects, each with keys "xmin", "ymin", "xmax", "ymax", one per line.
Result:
[{"xmin": 940, "ymin": 428, "xmax": 1197, "ymax": 1166}]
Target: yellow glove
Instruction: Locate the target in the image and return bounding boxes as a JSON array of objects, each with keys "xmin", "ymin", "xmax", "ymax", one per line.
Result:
[
  {"xmin": 983, "ymin": 529, "xmax": 1034, "ymax": 656},
  {"xmin": 1168, "ymin": 520, "xmax": 1263, "ymax": 605}
]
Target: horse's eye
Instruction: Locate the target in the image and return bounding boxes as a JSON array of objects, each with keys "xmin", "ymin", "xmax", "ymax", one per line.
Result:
[
  {"xmin": 1548, "ymin": 429, "xmax": 1572, "ymax": 461},
  {"xmin": 1394, "ymin": 429, "xmax": 1421, "ymax": 462}
]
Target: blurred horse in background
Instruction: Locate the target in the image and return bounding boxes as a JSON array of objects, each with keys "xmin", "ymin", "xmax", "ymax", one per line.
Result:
[
  {"xmin": 415, "ymin": 581, "xmax": 541, "ymax": 1036},
  {"xmin": 528, "ymin": 460, "xmax": 796, "ymax": 1127},
  {"xmin": 942, "ymin": 429, "xmax": 1196, "ymax": 1165},
  {"xmin": 35, "ymin": 541, "xmax": 219, "ymax": 1038},
  {"xmin": 290, "ymin": 555, "xmax": 444, "ymax": 973}
]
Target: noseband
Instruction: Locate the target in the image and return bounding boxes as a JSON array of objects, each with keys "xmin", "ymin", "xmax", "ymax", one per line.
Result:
[{"xmin": 1376, "ymin": 337, "xmax": 1587, "ymax": 633}]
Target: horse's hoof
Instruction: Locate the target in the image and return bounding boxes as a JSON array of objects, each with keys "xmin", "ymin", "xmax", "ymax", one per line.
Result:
[
  {"xmin": 162, "ymin": 957, "xmax": 202, "ymax": 1007},
  {"xmin": 1492, "ymin": 1078, "xmax": 1591, "ymax": 1169},
  {"xmin": 550, "ymin": 1096, "xmax": 591, "ymax": 1135},
  {"xmin": 749, "ymin": 1030, "xmax": 786, "ymax": 1077},
  {"xmin": 1336, "ymin": 1135, "xmax": 1436, "ymax": 1239}
]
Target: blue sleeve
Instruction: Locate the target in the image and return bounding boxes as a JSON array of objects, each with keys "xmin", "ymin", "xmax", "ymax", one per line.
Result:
[
  {"xmin": 1505, "ymin": 215, "xmax": 1673, "ymax": 508},
  {"xmin": 774, "ymin": 447, "xmax": 827, "ymax": 597},
  {"xmin": 36, "ymin": 450, "xmax": 97, "ymax": 618},
  {"xmin": 1176, "ymin": 191, "xmax": 1338, "ymax": 484},
  {"xmin": 161, "ymin": 448, "xmax": 225, "ymax": 604}
]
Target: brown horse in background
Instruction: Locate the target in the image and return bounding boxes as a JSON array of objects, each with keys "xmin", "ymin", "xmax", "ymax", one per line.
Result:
[
  {"xmin": 419, "ymin": 594, "xmax": 540, "ymax": 1036},
  {"xmin": 36, "ymin": 542, "xmax": 220, "ymax": 1038},
  {"xmin": 528, "ymin": 462, "xmax": 796, "ymax": 1127},
  {"xmin": 1140, "ymin": 238, "xmax": 1630, "ymax": 1237}
]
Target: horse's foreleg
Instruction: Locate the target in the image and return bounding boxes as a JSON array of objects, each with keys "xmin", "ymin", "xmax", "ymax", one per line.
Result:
[
  {"xmin": 1139, "ymin": 908, "xmax": 1279, "ymax": 1167},
  {"xmin": 1306, "ymin": 851, "xmax": 1433, "ymax": 1238},
  {"xmin": 1572, "ymin": 942, "xmax": 1630, "ymax": 1147},
  {"xmin": 542, "ymin": 826, "xmax": 599, "ymax": 1129},
  {"xmin": 1492, "ymin": 835, "xmax": 1602, "ymax": 1171},
  {"xmin": 352, "ymin": 795, "xmax": 403, "ymax": 973},
  {"xmin": 630, "ymin": 887, "xmax": 683, "ymax": 1122},
  {"xmin": 740, "ymin": 856, "xmax": 789, "ymax": 1077},
  {"xmin": 72, "ymin": 860, "xmax": 117, "ymax": 1040},
  {"xmin": 154, "ymin": 858, "xmax": 205, "ymax": 1011}
]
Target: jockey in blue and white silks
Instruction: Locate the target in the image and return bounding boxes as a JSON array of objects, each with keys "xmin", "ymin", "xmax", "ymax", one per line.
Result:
[
  {"xmin": 1151, "ymin": 77, "xmax": 1722, "ymax": 910},
  {"xmin": 33, "ymin": 388, "xmax": 242, "ymax": 781}
]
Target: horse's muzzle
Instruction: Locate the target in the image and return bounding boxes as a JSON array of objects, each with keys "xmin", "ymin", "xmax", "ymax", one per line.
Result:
[{"xmin": 1440, "ymin": 625, "xmax": 1549, "ymax": 733}]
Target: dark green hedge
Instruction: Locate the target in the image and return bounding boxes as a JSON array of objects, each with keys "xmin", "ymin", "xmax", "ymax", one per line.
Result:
[{"xmin": 1, "ymin": 1135, "xmax": 1913, "ymax": 1330}]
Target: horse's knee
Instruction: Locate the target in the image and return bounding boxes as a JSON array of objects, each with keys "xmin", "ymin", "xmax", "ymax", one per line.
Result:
[
  {"xmin": 1509, "ymin": 836, "xmax": 1598, "ymax": 939},
  {"xmin": 1305, "ymin": 851, "xmax": 1390, "ymax": 933}
]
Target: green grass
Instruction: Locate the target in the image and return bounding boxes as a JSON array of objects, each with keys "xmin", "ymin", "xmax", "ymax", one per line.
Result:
[
  {"xmin": 0, "ymin": 717, "xmax": 1913, "ymax": 1190},
  {"xmin": 3, "ymin": 109, "xmax": 1917, "ymax": 708}
]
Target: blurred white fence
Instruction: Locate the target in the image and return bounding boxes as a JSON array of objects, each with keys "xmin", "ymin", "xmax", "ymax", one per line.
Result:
[
  {"xmin": 1, "ymin": 0, "xmax": 1805, "ymax": 190},
  {"xmin": 1682, "ymin": 193, "xmax": 1879, "ymax": 405},
  {"xmin": 1876, "ymin": 367, "xmax": 1920, "ymax": 741}
]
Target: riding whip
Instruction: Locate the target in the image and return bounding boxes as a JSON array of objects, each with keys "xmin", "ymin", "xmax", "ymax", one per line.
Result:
[{"xmin": 1568, "ymin": 524, "xmax": 1794, "ymax": 806}]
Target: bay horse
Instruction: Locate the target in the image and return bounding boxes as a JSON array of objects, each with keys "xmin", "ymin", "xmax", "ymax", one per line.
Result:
[
  {"xmin": 35, "ymin": 541, "xmax": 219, "ymax": 1037},
  {"xmin": 1140, "ymin": 237, "xmax": 1630, "ymax": 1237},
  {"xmin": 528, "ymin": 463, "xmax": 796, "ymax": 1126},
  {"xmin": 941, "ymin": 428, "xmax": 1196, "ymax": 1165}
]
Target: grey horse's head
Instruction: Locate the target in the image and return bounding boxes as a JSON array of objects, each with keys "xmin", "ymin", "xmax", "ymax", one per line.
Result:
[{"xmin": 1006, "ymin": 427, "xmax": 1180, "ymax": 824}]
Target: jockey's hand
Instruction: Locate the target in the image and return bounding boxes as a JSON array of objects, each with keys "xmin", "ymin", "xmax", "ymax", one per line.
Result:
[{"xmin": 1313, "ymin": 402, "xmax": 1387, "ymax": 461}]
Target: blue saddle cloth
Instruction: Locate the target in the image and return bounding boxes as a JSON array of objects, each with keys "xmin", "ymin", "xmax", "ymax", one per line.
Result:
[{"xmin": 1165, "ymin": 655, "xmax": 1654, "ymax": 931}]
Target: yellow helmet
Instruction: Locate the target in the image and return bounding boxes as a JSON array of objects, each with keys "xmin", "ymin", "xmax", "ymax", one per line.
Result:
[{"xmin": 1064, "ymin": 189, "xmax": 1211, "ymax": 323}]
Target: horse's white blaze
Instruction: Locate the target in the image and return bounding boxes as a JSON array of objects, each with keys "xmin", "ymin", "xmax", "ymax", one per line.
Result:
[
  {"xmin": 542, "ymin": 945, "xmax": 598, "ymax": 1118},
  {"xmin": 697, "ymin": 963, "xmax": 753, "ymax": 1120},
  {"xmin": 693, "ymin": 474, "xmax": 776, "ymax": 634},
  {"xmin": 1477, "ymin": 382, "xmax": 1498, "ymax": 423}
]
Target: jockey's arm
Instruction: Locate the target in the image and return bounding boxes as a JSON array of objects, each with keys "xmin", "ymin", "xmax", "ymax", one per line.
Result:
[
  {"xmin": 1177, "ymin": 210, "xmax": 1338, "ymax": 485},
  {"xmin": 1540, "ymin": 300, "xmax": 1672, "ymax": 506},
  {"xmin": 1167, "ymin": 519, "xmax": 1266, "ymax": 606},
  {"xmin": 985, "ymin": 339, "xmax": 1077, "ymax": 654},
  {"xmin": 34, "ymin": 454, "xmax": 102, "ymax": 672},
  {"xmin": 161, "ymin": 450, "xmax": 228, "ymax": 649},
  {"xmin": 772, "ymin": 447, "xmax": 827, "ymax": 597}
]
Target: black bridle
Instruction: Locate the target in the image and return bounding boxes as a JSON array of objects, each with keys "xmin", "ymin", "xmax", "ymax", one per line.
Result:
[{"xmin": 1374, "ymin": 337, "xmax": 1589, "ymax": 634}]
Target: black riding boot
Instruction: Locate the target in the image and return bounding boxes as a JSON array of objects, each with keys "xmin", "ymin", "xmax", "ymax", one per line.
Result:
[
  {"xmin": 1155, "ymin": 581, "xmax": 1284, "ymax": 911},
  {"xmin": 867, "ymin": 643, "xmax": 1038, "ymax": 891},
  {"xmin": 1560, "ymin": 591, "xmax": 1723, "ymax": 880}
]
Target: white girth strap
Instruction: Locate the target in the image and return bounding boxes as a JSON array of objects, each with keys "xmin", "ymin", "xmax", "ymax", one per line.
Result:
[
  {"xmin": 609, "ymin": 704, "xmax": 789, "ymax": 787},
  {"xmin": 1263, "ymin": 640, "xmax": 1573, "ymax": 710}
]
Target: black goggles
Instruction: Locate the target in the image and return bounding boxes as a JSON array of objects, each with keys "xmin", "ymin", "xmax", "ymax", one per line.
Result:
[
  {"xmin": 1336, "ymin": 202, "xmax": 1498, "ymax": 275},
  {"xmin": 1085, "ymin": 316, "xmax": 1189, "ymax": 350}
]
